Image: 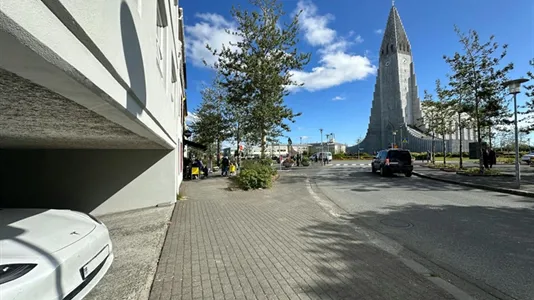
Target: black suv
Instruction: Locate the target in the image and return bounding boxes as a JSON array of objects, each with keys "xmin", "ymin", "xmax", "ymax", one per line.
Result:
[{"xmin": 371, "ymin": 149, "xmax": 413, "ymax": 177}]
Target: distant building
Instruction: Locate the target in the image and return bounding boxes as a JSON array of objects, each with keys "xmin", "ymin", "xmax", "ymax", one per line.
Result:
[
  {"xmin": 308, "ymin": 143, "xmax": 346, "ymax": 155},
  {"xmin": 354, "ymin": 4, "xmax": 475, "ymax": 154}
]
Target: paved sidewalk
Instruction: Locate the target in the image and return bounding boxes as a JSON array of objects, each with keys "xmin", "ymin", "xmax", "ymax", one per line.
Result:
[
  {"xmin": 149, "ymin": 175, "xmax": 454, "ymax": 300},
  {"xmin": 414, "ymin": 166, "xmax": 534, "ymax": 194}
]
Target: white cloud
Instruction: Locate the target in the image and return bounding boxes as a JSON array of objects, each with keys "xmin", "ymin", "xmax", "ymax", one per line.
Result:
[
  {"xmin": 289, "ymin": 1, "xmax": 376, "ymax": 92},
  {"xmin": 354, "ymin": 35, "xmax": 364, "ymax": 44},
  {"xmin": 296, "ymin": 0, "xmax": 336, "ymax": 46},
  {"xmin": 332, "ymin": 96, "xmax": 346, "ymax": 101},
  {"xmin": 185, "ymin": 112, "xmax": 199, "ymax": 124},
  {"xmin": 185, "ymin": 13, "xmax": 240, "ymax": 68},
  {"xmin": 374, "ymin": 29, "xmax": 383, "ymax": 35}
]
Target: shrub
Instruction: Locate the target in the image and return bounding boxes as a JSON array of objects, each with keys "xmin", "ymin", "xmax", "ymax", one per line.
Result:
[
  {"xmin": 236, "ymin": 160, "xmax": 276, "ymax": 190},
  {"xmin": 333, "ymin": 153, "xmax": 346, "ymax": 160},
  {"xmin": 426, "ymin": 163, "xmax": 458, "ymax": 170},
  {"xmin": 301, "ymin": 157, "xmax": 310, "ymax": 166},
  {"xmin": 462, "ymin": 167, "xmax": 501, "ymax": 175}
]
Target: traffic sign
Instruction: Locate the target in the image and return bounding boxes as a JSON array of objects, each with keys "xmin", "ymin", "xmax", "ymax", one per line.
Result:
[{"xmin": 402, "ymin": 138, "xmax": 408, "ymax": 144}]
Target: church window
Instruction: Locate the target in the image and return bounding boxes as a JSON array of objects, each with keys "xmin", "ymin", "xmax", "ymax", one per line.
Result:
[{"xmin": 390, "ymin": 44, "xmax": 394, "ymax": 52}]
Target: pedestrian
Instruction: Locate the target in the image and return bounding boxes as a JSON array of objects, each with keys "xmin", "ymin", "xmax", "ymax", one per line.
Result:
[
  {"xmin": 426, "ymin": 150, "xmax": 431, "ymax": 163},
  {"xmin": 489, "ymin": 148, "xmax": 496, "ymax": 168},
  {"xmin": 483, "ymin": 148, "xmax": 489, "ymax": 169},
  {"xmin": 221, "ymin": 156, "xmax": 230, "ymax": 176}
]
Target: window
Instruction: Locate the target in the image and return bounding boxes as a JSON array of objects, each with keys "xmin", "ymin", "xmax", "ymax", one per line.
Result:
[{"xmin": 156, "ymin": 0, "xmax": 168, "ymax": 77}]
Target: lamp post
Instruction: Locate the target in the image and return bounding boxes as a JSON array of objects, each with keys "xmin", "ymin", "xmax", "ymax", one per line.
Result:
[
  {"xmin": 320, "ymin": 128, "xmax": 324, "ymax": 154},
  {"xmin": 392, "ymin": 131, "xmax": 397, "ymax": 148},
  {"xmin": 504, "ymin": 78, "xmax": 529, "ymax": 188},
  {"xmin": 356, "ymin": 137, "xmax": 362, "ymax": 160}
]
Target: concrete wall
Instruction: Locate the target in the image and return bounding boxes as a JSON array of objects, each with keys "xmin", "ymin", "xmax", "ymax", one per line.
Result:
[
  {"xmin": 0, "ymin": 0, "xmax": 187, "ymax": 214},
  {"xmin": 0, "ymin": 149, "xmax": 177, "ymax": 216},
  {"xmin": 0, "ymin": 0, "xmax": 184, "ymax": 147}
]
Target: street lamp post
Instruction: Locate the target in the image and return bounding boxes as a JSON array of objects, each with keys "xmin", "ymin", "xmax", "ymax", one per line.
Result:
[
  {"xmin": 320, "ymin": 128, "xmax": 324, "ymax": 154},
  {"xmin": 392, "ymin": 131, "xmax": 397, "ymax": 148},
  {"xmin": 504, "ymin": 78, "xmax": 529, "ymax": 188}
]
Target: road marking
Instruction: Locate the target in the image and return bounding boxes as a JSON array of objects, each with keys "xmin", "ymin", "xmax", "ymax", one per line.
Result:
[{"xmin": 305, "ymin": 178, "xmax": 340, "ymax": 218}]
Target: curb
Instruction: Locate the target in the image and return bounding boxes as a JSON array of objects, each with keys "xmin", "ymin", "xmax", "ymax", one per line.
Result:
[{"xmin": 413, "ymin": 171, "xmax": 534, "ymax": 198}]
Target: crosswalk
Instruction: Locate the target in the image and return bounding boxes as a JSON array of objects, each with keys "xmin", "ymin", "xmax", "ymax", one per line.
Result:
[{"xmin": 329, "ymin": 163, "xmax": 371, "ymax": 167}]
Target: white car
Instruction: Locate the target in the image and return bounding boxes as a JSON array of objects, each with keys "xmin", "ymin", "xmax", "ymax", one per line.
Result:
[
  {"xmin": 0, "ymin": 209, "xmax": 113, "ymax": 300},
  {"xmin": 521, "ymin": 152, "xmax": 534, "ymax": 164}
]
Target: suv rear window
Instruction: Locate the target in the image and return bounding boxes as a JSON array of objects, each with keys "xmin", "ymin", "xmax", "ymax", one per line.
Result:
[{"xmin": 388, "ymin": 150, "xmax": 412, "ymax": 162}]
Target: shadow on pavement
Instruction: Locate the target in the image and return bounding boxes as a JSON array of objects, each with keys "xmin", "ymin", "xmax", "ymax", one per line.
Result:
[
  {"xmin": 300, "ymin": 199, "xmax": 534, "ymax": 299},
  {"xmin": 297, "ymin": 216, "xmax": 456, "ymax": 299}
]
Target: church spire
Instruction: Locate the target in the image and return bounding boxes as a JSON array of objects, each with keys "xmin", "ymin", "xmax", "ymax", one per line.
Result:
[{"xmin": 379, "ymin": 5, "xmax": 411, "ymax": 57}]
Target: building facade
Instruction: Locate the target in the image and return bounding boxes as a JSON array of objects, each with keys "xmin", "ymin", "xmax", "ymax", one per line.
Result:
[
  {"xmin": 354, "ymin": 4, "xmax": 475, "ymax": 154},
  {"xmin": 0, "ymin": 0, "xmax": 187, "ymax": 215}
]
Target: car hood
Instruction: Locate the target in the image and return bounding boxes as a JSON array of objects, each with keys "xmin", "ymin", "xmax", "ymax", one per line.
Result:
[{"xmin": 0, "ymin": 209, "xmax": 96, "ymax": 256}]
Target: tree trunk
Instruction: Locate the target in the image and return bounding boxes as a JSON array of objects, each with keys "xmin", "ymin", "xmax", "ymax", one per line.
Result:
[
  {"xmin": 216, "ymin": 139, "xmax": 221, "ymax": 167},
  {"xmin": 488, "ymin": 126, "xmax": 492, "ymax": 149},
  {"xmin": 235, "ymin": 121, "xmax": 241, "ymax": 170},
  {"xmin": 431, "ymin": 133, "xmax": 436, "ymax": 164},
  {"xmin": 475, "ymin": 98, "xmax": 484, "ymax": 173},
  {"xmin": 458, "ymin": 113, "xmax": 463, "ymax": 169},
  {"xmin": 443, "ymin": 135, "xmax": 446, "ymax": 164}
]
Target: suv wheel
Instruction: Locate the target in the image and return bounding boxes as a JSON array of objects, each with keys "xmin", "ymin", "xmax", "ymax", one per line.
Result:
[
  {"xmin": 371, "ymin": 165, "xmax": 376, "ymax": 173},
  {"xmin": 380, "ymin": 166, "xmax": 385, "ymax": 177},
  {"xmin": 405, "ymin": 171, "xmax": 412, "ymax": 177}
]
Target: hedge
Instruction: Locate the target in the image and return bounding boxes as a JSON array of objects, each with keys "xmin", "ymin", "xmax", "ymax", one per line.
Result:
[{"xmin": 236, "ymin": 159, "xmax": 277, "ymax": 190}]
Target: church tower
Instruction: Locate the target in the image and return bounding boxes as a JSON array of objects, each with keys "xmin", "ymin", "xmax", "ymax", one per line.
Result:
[
  {"xmin": 360, "ymin": 4, "xmax": 424, "ymax": 152},
  {"xmin": 354, "ymin": 3, "xmax": 475, "ymax": 154}
]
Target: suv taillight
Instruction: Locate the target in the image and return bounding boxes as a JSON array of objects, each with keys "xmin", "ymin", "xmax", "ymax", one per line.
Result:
[{"xmin": 385, "ymin": 158, "xmax": 390, "ymax": 165}]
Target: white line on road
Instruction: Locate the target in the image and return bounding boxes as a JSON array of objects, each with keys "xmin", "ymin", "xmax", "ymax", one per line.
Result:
[{"xmin": 305, "ymin": 178, "xmax": 340, "ymax": 218}]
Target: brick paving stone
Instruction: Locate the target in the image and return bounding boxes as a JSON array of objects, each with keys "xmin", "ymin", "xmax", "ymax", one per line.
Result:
[{"xmin": 149, "ymin": 174, "xmax": 455, "ymax": 300}]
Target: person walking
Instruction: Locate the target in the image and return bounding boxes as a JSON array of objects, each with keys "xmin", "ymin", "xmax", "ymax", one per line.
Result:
[
  {"xmin": 221, "ymin": 156, "xmax": 230, "ymax": 176},
  {"xmin": 489, "ymin": 148, "xmax": 496, "ymax": 168},
  {"xmin": 483, "ymin": 148, "xmax": 490, "ymax": 169}
]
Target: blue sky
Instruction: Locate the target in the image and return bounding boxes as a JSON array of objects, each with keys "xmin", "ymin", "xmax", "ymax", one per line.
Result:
[{"xmin": 182, "ymin": 0, "xmax": 534, "ymax": 146}]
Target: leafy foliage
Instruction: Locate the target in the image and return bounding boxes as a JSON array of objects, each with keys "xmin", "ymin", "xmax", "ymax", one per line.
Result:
[
  {"xmin": 442, "ymin": 26, "xmax": 513, "ymax": 172},
  {"xmin": 236, "ymin": 159, "xmax": 277, "ymax": 190},
  {"xmin": 207, "ymin": 0, "xmax": 311, "ymax": 157},
  {"xmin": 520, "ymin": 59, "xmax": 534, "ymax": 133},
  {"xmin": 189, "ymin": 77, "xmax": 233, "ymax": 162}
]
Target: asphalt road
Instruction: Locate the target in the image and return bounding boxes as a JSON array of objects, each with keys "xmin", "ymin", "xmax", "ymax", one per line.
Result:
[{"xmin": 309, "ymin": 163, "xmax": 534, "ymax": 300}]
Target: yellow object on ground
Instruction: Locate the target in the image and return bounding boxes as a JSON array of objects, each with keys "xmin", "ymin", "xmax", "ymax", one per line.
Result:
[
  {"xmin": 230, "ymin": 165, "xmax": 236, "ymax": 173},
  {"xmin": 191, "ymin": 167, "xmax": 200, "ymax": 175}
]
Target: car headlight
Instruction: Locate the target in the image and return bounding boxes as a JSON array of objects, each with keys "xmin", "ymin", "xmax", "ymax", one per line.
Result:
[{"xmin": 0, "ymin": 264, "xmax": 37, "ymax": 285}]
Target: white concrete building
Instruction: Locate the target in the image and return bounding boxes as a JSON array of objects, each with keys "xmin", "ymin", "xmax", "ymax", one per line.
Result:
[{"xmin": 0, "ymin": 0, "xmax": 188, "ymax": 215}]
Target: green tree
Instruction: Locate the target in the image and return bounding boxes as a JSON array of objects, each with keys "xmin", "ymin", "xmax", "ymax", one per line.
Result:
[
  {"xmin": 520, "ymin": 59, "xmax": 534, "ymax": 133},
  {"xmin": 443, "ymin": 26, "xmax": 513, "ymax": 173},
  {"xmin": 189, "ymin": 80, "xmax": 232, "ymax": 166},
  {"xmin": 207, "ymin": 0, "xmax": 311, "ymax": 158},
  {"xmin": 419, "ymin": 91, "xmax": 441, "ymax": 164},
  {"xmin": 435, "ymin": 79, "xmax": 457, "ymax": 164}
]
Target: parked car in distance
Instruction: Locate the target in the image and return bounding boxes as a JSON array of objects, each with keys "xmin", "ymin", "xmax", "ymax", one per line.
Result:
[
  {"xmin": 521, "ymin": 152, "xmax": 534, "ymax": 164},
  {"xmin": 0, "ymin": 208, "xmax": 113, "ymax": 300},
  {"xmin": 310, "ymin": 152, "xmax": 333, "ymax": 162},
  {"xmin": 372, "ymin": 149, "xmax": 414, "ymax": 177}
]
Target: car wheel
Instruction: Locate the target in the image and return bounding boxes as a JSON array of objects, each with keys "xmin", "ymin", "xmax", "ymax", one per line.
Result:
[
  {"xmin": 371, "ymin": 165, "xmax": 376, "ymax": 173},
  {"xmin": 405, "ymin": 171, "xmax": 412, "ymax": 177},
  {"xmin": 380, "ymin": 166, "xmax": 385, "ymax": 177}
]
